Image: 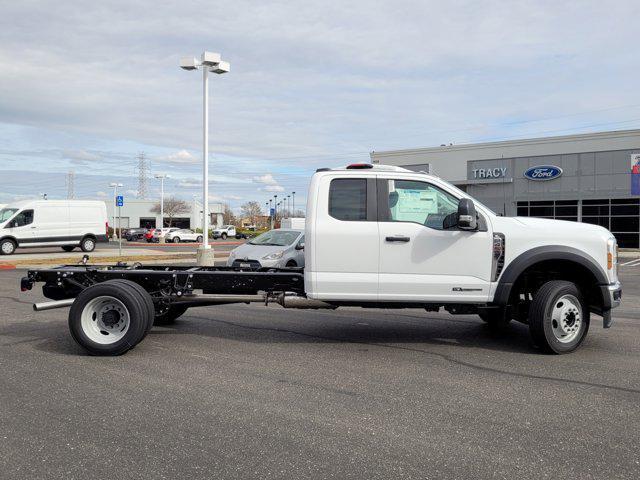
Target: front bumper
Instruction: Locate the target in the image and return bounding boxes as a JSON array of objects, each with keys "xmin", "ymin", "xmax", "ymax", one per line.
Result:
[{"xmin": 600, "ymin": 281, "xmax": 622, "ymax": 328}]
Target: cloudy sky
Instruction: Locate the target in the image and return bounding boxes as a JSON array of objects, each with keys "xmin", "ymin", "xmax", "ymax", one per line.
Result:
[{"xmin": 1, "ymin": 0, "xmax": 639, "ymax": 212}]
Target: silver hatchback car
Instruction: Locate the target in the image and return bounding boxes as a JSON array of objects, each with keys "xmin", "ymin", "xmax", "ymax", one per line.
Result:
[{"xmin": 227, "ymin": 229, "xmax": 305, "ymax": 269}]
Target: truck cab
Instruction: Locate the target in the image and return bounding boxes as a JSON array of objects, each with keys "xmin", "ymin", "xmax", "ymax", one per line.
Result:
[{"xmin": 304, "ymin": 164, "xmax": 621, "ymax": 353}]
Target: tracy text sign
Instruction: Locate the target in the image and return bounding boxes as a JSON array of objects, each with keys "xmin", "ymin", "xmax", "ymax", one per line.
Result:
[
  {"xmin": 472, "ymin": 167, "xmax": 508, "ymax": 179},
  {"xmin": 523, "ymin": 165, "xmax": 563, "ymax": 181}
]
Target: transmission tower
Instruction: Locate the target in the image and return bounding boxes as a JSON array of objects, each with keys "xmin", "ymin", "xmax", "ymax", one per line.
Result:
[
  {"xmin": 66, "ymin": 171, "xmax": 75, "ymax": 199},
  {"xmin": 136, "ymin": 152, "xmax": 148, "ymax": 198}
]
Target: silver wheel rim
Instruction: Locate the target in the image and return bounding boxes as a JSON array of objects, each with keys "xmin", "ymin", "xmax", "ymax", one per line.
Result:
[
  {"xmin": 1, "ymin": 241, "xmax": 14, "ymax": 254},
  {"xmin": 80, "ymin": 296, "xmax": 130, "ymax": 344},
  {"xmin": 84, "ymin": 239, "xmax": 95, "ymax": 251},
  {"xmin": 551, "ymin": 294, "xmax": 582, "ymax": 343},
  {"xmin": 174, "ymin": 237, "xmax": 180, "ymax": 243}
]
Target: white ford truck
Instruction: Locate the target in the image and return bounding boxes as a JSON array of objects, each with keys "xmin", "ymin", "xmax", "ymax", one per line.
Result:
[{"xmin": 22, "ymin": 164, "xmax": 622, "ymax": 356}]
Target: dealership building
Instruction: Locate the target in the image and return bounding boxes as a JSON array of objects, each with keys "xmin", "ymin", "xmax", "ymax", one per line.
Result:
[
  {"xmin": 104, "ymin": 199, "xmax": 225, "ymax": 230},
  {"xmin": 370, "ymin": 129, "xmax": 640, "ymax": 248}
]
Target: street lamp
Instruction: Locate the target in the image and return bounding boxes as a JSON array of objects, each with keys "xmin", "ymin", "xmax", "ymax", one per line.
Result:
[
  {"xmin": 286, "ymin": 195, "xmax": 290, "ymax": 218},
  {"xmin": 154, "ymin": 174, "xmax": 170, "ymax": 228},
  {"xmin": 109, "ymin": 182, "xmax": 123, "ymax": 240},
  {"xmin": 292, "ymin": 191, "xmax": 296, "ymax": 216},
  {"xmin": 180, "ymin": 51, "xmax": 230, "ymax": 265}
]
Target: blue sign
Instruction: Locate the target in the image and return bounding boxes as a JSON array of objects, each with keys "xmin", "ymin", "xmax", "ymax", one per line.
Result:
[
  {"xmin": 116, "ymin": 195, "xmax": 124, "ymax": 207},
  {"xmin": 523, "ymin": 165, "xmax": 563, "ymax": 181},
  {"xmin": 270, "ymin": 208, "xmax": 275, "ymax": 216}
]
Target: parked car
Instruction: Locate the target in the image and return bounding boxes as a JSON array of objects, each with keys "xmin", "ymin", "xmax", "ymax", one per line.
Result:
[
  {"xmin": 165, "ymin": 229, "xmax": 203, "ymax": 243},
  {"xmin": 227, "ymin": 229, "xmax": 305, "ymax": 269},
  {"xmin": 0, "ymin": 200, "xmax": 108, "ymax": 255},
  {"xmin": 125, "ymin": 227, "xmax": 147, "ymax": 241},
  {"xmin": 212, "ymin": 225, "xmax": 236, "ymax": 240},
  {"xmin": 151, "ymin": 228, "xmax": 180, "ymax": 243},
  {"xmin": 144, "ymin": 228, "xmax": 156, "ymax": 243}
]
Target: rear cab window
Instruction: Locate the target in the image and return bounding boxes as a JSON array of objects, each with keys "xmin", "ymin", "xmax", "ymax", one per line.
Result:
[{"xmin": 328, "ymin": 178, "xmax": 368, "ymax": 221}]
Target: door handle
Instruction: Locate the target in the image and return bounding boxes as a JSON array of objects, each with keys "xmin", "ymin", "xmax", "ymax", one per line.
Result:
[{"xmin": 385, "ymin": 236, "xmax": 410, "ymax": 243}]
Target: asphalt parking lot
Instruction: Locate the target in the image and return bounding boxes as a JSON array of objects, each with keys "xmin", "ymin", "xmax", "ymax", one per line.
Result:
[{"xmin": 1, "ymin": 267, "xmax": 639, "ymax": 479}]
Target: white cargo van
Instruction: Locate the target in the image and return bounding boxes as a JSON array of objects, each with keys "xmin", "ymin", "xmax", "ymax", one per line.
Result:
[{"xmin": 0, "ymin": 200, "xmax": 108, "ymax": 255}]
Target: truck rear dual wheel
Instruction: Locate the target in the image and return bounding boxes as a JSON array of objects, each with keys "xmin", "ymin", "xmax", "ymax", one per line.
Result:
[
  {"xmin": 528, "ymin": 280, "xmax": 590, "ymax": 354},
  {"xmin": 68, "ymin": 280, "xmax": 154, "ymax": 356}
]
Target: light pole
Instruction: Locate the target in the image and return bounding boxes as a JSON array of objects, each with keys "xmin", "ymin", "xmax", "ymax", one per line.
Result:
[
  {"xmin": 180, "ymin": 51, "xmax": 230, "ymax": 265},
  {"xmin": 154, "ymin": 174, "xmax": 170, "ymax": 228},
  {"xmin": 292, "ymin": 191, "xmax": 296, "ymax": 216},
  {"xmin": 154, "ymin": 174, "xmax": 170, "ymax": 241},
  {"xmin": 269, "ymin": 198, "xmax": 273, "ymax": 229},
  {"xmin": 109, "ymin": 182, "xmax": 123, "ymax": 240}
]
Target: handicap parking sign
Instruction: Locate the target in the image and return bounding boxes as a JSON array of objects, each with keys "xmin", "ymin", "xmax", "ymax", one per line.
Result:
[{"xmin": 116, "ymin": 195, "xmax": 124, "ymax": 207}]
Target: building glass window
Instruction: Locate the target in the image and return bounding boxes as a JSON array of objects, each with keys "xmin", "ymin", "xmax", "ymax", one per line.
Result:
[{"xmin": 516, "ymin": 198, "xmax": 639, "ymax": 248}]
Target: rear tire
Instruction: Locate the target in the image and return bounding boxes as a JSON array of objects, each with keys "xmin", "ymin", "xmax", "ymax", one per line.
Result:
[
  {"xmin": 105, "ymin": 280, "xmax": 155, "ymax": 337},
  {"xmin": 80, "ymin": 236, "xmax": 96, "ymax": 252},
  {"xmin": 173, "ymin": 237, "xmax": 181, "ymax": 243},
  {"xmin": 528, "ymin": 280, "xmax": 590, "ymax": 354},
  {"xmin": 0, "ymin": 238, "xmax": 16, "ymax": 255},
  {"xmin": 68, "ymin": 282, "xmax": 149, "ymax": 355},
  {"xmin": 154, "ymin": 305, "xmax": 189, "ymax": 326},
  {"xmin": 196, "ymin": 236, "xmax": 203, "ymax": 243},
  {"xmin": 62, "ymin": 246, "xmax": 76, "ymax": 252}
]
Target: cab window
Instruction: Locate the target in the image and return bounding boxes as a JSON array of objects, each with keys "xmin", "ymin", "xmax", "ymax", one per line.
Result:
[
  {"xmin": 381, "ymin": 180, "xmax": 459, "ymax": 230},
  {"xmin": 9, "ymin": 209, "xmax": 34, "ymax": 228},
  {"xmin": 329, "ymin": 178, "xmax": 367, "ymax": 221}
]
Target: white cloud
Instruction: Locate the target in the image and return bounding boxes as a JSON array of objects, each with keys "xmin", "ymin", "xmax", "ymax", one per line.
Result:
[
  {"xmin": 154, "ymin": 150, "xmax": 197, "ymax": 164},
  {"xmin": 96, "ymin": 191, "xmax": 108, "ymax": 198},
  {"xmin": 263, "ymin": 185, "xmax": 284, "ymax": 192},
  {"xmin": 62, "ymin": 149, "xmax": 101, "ymax": 162},
  {"xmin": 253, "ymin": 173, "xmax": 278, "ymax": 185}
]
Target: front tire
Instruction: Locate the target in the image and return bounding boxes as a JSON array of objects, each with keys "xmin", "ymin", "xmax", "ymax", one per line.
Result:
[
  {"xmin": 196, "ymin": 235, "xmax": 203, "ymax": 243},
  {"xmin": 221, "ymin": 232, "xmax": 227, "ymax": 240},
  {"xmin": 528, "ymin": 280, "xmax": 590, "ymax": 354},
  {"xmin": 80, "ymin": 236, "xmax": 96, "ymax": 252},
  {"xmin": 68, "ymin": 282, "xmax": 150, "ymax": 355},
  {"xmin": 0, "ymin": 238, "xmax": 16, "ymax": 255},
  {"xmin": 173, "ymin": 237, "xmax": 181, "ymax": 243}
]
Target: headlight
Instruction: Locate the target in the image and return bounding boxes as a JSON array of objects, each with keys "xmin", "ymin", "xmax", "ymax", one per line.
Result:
[{"xmin": 262, "ymin": 251, "xmax": 284, "ymax": 260}]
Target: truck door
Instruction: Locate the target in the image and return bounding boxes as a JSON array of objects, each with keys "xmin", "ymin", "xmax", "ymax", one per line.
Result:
[
  {"xmin": 377, "ymin": 177, "xmax": 492, "ymax": 303},
  {"xmin": 311, "ymin": 176, "xmax": 379, "ymax": 301}
]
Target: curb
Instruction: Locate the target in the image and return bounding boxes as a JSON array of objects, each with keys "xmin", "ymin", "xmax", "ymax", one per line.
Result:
[{"xmin": 0, "ymin": 264, "xmax": 16, "ymax": 270}]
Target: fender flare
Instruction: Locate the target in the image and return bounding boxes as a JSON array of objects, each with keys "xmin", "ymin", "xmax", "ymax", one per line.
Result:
[{"xmin": 493, "ymin": 245, "xmax": 609, "ymax": 306}]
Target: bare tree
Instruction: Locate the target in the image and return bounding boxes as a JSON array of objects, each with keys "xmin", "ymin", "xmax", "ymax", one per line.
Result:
[
  {"xmin": 151, "ymin": 196, "xmax": 190, "ymax": 227},
  {"xmin": 223, "ymin": 203, "xmax": 236, "ymax": 225},
  {"xmin": 241, "ymin": 201, "xmax": 263, "ymax": 225}
]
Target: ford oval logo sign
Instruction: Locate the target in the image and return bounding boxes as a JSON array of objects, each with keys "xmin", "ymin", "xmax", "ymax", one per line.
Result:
[{"xmin": 523, "ymin": 165, "xmax": 563, "ymax": 181}]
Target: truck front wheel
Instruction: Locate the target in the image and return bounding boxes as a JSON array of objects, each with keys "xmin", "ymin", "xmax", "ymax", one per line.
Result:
[{"xmin": 528, "ymin": 280, "xmax": 590, "ymax": 354}]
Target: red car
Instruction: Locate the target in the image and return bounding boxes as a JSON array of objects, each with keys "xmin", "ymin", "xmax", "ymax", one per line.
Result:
[{"xmin": 144, "ymin": 228, "xmax": 156, "ymax": 242}]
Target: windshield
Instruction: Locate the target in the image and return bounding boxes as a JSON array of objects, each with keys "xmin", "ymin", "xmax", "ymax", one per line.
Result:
[
  {"xmin": 249, "ymin": 230, "xmax": 300, "ymax": 247},
  {"xmin": 0, "ymin": 208, "xmax": 18, "ymax": 223}
]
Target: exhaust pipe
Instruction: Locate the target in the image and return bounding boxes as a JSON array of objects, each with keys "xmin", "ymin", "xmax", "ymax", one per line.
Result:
[
  {"xmin": 33, "ymin": 299, "xmax": 75, "ymax": 311},
  {"xmin": 278, "ymin": 293, "xmax": 334, "ymax": 309}
]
